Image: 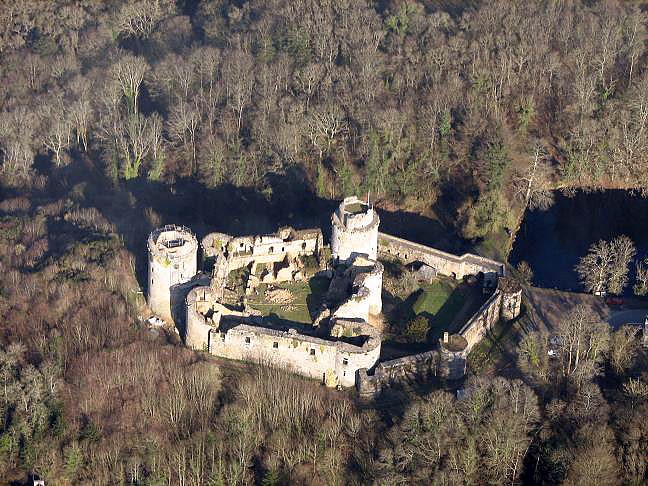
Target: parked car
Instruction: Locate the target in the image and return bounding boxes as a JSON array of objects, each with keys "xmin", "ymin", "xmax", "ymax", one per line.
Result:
[{"xmin": 605, "ymin": 296, "xmax": 624, "ymax": 306}]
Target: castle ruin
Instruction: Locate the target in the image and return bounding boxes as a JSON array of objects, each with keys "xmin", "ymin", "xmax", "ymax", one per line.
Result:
[
  {"xmin": 147, "ymin": 225, "xmax": 198, "ymax": 323},
  {"xmin": 147, "ymin": 196, "xmax": 521, "ymax": 392},
  {"xmin": 331, "ymin": 196, "xmax": 380, "ymax": 263}
]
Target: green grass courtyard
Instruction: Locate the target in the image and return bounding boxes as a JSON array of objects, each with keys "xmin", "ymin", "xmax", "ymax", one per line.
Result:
[
  {"xmin": 385, "ymin": 276, "xmax": 486, "ymax": 345},
  {"xmin": 246, "ymin": 276, "xmax": 330, "ymax": 325}
]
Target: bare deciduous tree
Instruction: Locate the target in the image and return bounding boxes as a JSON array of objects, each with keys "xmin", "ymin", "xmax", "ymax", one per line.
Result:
[
  {"xmin": 633, "ymin": 257, "xmax": 648, "ymax": 296},
  {"xmin": 513, "ymin": 142, "xmax": 554, "ymax": 210},
  {"xmin": 147, "ymin": 113, "xmax": 166, "ymax": 180},
  {"xmin": 294, "ymin": 64, "xmax": 323, "ymax": 113},
  {"xmin": 116, "ymin": 0, "xmax": 173, "ymax": 40},
  {"xmin": 608, "ymin": 235, "xmax": 637, "ymax": 294},
  {"xmin": 306, "ymin": 104, "xmax": 348, "ymax": 161},
  {"xmin": 554, "ymin": 305, "xmax": 610, "ymax": 384},
  {"xmin": 0, "ymin": 107, "xmax": 38, "ymax": 178},
  {"xmin": 575, "ymin": 240, "xmax": 614, "ymax": 295},
  {"xmin": 41, "ymin": 97, "xmax": 72, "ymax": 166},
  {"xmin": 222, "ymin": 48, "xmax": 254, "ymax": 135},
  {"xmin": 168, "ymin": 100, "xmax": 201, "ymax": 173},
  {"xmin": 609, "ymin": 326, "xmax": 639, "ymax": 374},
  {"xmin": 111, "ymin": 54, "xmax": 148, "ymax": 114},
  {"xmin": 575, "ymin": 236, "xmax": 636, "ymax": 295}
]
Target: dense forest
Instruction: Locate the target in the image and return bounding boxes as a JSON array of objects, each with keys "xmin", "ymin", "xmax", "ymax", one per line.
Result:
[{"xmin": 0, "ymin": 0, "xmax": 647, "ymax": 484}]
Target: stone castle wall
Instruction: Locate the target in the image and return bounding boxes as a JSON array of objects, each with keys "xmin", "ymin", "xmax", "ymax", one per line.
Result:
[
  {"xmin": 377, "ymin": 232, "xmax": 504, "ymax": 283},
  {"xmin": 458, "ymin": 290, "xmax": 503, "ymax": 351},
  {"xmin": 333, "ymin": 288, "xmax": 371, "ymax": 323},
  {"xmin": 153, "ymin": 196, "xmax": 518, "ymax": 394},
  {"xmin": 203, "ymin": 228, "xmax": 322, "ymax": 274},
  {"xmin": 357, "ymin": 279, "xmax": 522, "ymax": 399},
  {"xmin": 354, "ymin": 262, "xmax": 383, "ymax": 315},
  {"xmin": 186, "ymin": 286, "xmax": 217, "ymax": 350},
  {"xmin": 209, "ymin": 322, "xmax": 380, "ymax": 388},
  {"xmin": 185, "ymin": 281, "xmax": 381, "ymax": 388},
  {"xmin": 356, "ymin": 349, "xmax": 440, "ymax": 398}
]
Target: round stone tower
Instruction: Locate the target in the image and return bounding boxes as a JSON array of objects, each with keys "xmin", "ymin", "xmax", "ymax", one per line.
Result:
[
  {"xmin": 331, "ymin": 196, "xmax": 380, "ymax": 263},
  {"xmin": 147, "ymin": 225, "xmax": 198, "ymax": 323},
  {"xmin": 498, "ymin": 277, "xmax": 523, "ymax": 321},
  {"xmin": 438, "ymin": 333, "xmax": 468, "ymax": 380}
]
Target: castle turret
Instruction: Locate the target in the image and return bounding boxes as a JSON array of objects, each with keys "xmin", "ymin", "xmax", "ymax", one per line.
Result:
[
  {"xmin": 498, "ymin": 277, "xmax": 523, "ymax": 321},
  {"xmin": 331, "ymin": 196, "xmax": 380, "ymax": 263},
  {"xmin": 147, "ymin": 225, "xmax": 198, "ymax": 323},
  {"xmin": 438, "ymin": 332, "xmax": 468, "ymax": 380}
]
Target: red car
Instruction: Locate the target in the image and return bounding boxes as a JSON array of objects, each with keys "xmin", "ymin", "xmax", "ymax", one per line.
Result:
[{"xmin": 605, "ymin": 296, "xmax": 624, "ymax": 306}]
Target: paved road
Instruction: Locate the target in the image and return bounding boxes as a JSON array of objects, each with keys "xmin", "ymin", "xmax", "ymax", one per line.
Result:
[{"xmin": 608, "ymin": 309, "xmax": 647, "ymax": 329}]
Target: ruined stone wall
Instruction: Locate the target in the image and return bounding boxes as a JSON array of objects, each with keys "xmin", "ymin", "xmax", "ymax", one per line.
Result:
[
  {"xmin": 209, "ymin": 323, "xmax": 380, "ymax": 388},
  {"xmin": 187, "ymin": 280, "xmax": 381, "ymax": 388},
  {"xmin": 458, "ymin": 290, "xmax": 502, "ymax": 351},
  {"xmin": 357, "ymin": 279, "xmax": 522, "ymax": 399},
  {"xmin": 207, "ymin": 229, "xmax": 322, "ymax": 273},
  {"xmin": 350, "ymin": 261, "xmax": 383, "ymax": 315},
  {"xmin": 377, "ymin": 232, "xmax": 504, "ymax": 282},
  {"xmin": 210, "ymin": 327, "xmax": 341, "ymax": 384},
  {"xmin": 361, "ymin": 265, "xmax": 383, "ymax": 315},
  {"xmin": 250, "ymin": 234, "xmax": 319, "ymax": 259},
  {"xmin": 210, "ymin": 253, "xmax": 229, "ymax": 300},
  {"xmin": 499, "ymin": 278, "xmax": 523, "ymax": 321},
  {"xmin": 186, "ymin": 286, "xmax": 215, "ymax": 350},
  {"xmin": 202, "ymin": 232, "xmax": 232, "ymax": 259},
  {"xmin": 148, "ymin": 225, "xmax": 198, "ymax": 323},
  {"xmin": 356, "ymin": 349, "xmax": 440, "ymax": 398},
  {"xmin": 333, "ymin": 288, "xmax": 371, "ymax": 323}
]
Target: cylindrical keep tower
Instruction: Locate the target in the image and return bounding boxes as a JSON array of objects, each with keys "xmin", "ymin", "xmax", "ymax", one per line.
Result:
[
  {"xmin": 331, "ymin": 196, "xmax": 380, "ymax": 263},
  {"xmin": 438, "ymin": 333, "xmax": 468, "ymax": 380},
  {"xmin": 147, "ymin": 225, "xmax": 198, "ymax": 323},
  {"xmin": 498, "ymin": 277, "xmax": 523, "ymax": 321}
]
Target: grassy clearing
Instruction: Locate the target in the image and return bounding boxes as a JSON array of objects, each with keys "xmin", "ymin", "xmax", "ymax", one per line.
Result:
[
  {"xmin": 472, "ymin": 228, "xmax": 511, "ymax": 262},
  {"xmin": 247, "ymin": 276, "xmax": 329, "ymax": 324},
  {"xmin": 413, "ymin": 279, "xmax": 458, "ymax": 316},
  {"xmin": 386, "ymin": 277, "xmax": 477, "ymax": 343}
]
